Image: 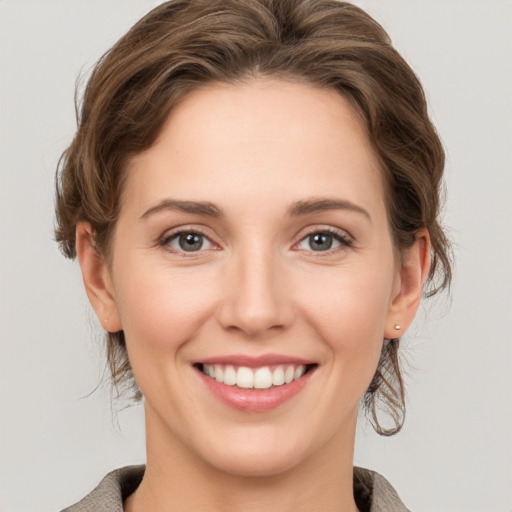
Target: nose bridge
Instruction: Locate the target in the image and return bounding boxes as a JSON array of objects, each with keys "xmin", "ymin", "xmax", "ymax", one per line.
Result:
[{"xmin": 217, "ymin": 239, "xmax": 292, "ymax": 336}]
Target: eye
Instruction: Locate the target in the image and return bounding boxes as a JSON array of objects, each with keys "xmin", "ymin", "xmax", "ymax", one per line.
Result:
[
  {"xmin": 296, "ymin": 230, "xmax": 351, "ymax": 252},
  {"xmin": 165, "ymin": 231, "xmax": 214, "ymax": 253}
]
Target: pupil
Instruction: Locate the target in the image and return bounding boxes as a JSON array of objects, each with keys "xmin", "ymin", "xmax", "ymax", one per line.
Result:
[
  {"xmin": 311, "ymin": 233, "xmax": 332, "ymax": 251},
  {"xmin": 179, "ymin": 233, "xmax": 203, "ymax": 251}
]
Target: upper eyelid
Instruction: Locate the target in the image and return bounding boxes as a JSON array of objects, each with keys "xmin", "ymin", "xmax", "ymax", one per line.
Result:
[
  {"xmin": 160, "ymin": 225, "xmax": 214, "ymax": 240},
  {"xmin": 295, "ymin": 225, "xmax": 353, "ymax": 243},
  {"xmin": 302, "ymin": 225, "xmax": 350, "ymax": 236},
  {"xmin": 159, "ymin": 226, "xmax": 218, "ymax": 250},
  {"xmin": 158, "ymin": 224, "xmax": 353, "ymax": 249}
]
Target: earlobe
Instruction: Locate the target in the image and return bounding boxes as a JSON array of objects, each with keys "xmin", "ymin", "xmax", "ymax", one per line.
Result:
[
  {"xmin": 384, "ymin": 229, "xmax": 431, "ymax": 339},
  {"xmin": 75, "ymin": 223, "xmax": 122, "ymax": 333}
]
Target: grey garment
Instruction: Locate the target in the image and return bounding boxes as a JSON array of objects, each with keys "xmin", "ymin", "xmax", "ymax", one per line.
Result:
[{"xmin": 61, "ymin": 465, "xmax": 410, "ymax": 512}]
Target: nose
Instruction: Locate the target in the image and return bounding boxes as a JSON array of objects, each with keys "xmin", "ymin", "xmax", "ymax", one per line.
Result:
[{"xmin": 215, "ymin": 247, "xmax": 295, "ymax": 338}]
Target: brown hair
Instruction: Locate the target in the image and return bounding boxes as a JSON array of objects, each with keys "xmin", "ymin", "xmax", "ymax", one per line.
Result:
[{"xmin": 55, "ymin": 0, "xmax": 452, "ymax": 435}]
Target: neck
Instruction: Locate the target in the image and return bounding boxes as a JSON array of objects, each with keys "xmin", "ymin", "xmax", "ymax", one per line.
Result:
[{"xmin": 125, "ymin": 405, "xmax": 359, "ymax": 512}]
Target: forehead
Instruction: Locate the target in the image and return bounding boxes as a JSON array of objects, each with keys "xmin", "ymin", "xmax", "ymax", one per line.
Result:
[{"xmin": 123, "ymin": 78, "xmax": 385, "ymax": 218}]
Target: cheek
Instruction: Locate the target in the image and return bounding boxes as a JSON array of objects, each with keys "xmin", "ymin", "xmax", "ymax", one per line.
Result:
[
  {"xmin": 296, "ymin": 263, "xmax": 394, "ymax": 378},
  {"xmin": 113, "ymin": 263, "xmax": 217, "ymax": 355},
  {"xmin": 300, "ymin": 263, "xmax": 394, "ymax": 336}
]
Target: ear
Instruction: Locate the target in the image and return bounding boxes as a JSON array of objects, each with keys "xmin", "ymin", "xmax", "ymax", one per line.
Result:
[
  {"xmin": 384, "ymin": 228, "xmax": 431, "ymax": 339},
  {"xmin": 75, "ymin": 222, "xmax": 122, "ymax": 333}
]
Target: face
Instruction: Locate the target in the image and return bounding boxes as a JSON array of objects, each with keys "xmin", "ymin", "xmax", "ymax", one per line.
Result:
[{"xmin": 95, "ymin": 79, "xmax": 408, "ymax": 476}]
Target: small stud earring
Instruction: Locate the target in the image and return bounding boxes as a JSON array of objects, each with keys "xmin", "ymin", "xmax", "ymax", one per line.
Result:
[{"xmin": 394, "ymin": 324, "xmax": 401, "ymax": 330}]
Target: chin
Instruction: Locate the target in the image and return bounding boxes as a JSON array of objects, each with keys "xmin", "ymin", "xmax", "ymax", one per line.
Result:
[
  {"xmin": 207, "ymin": 449, "xmax": 303, "ymax": 478},
  {"xmin": 195, "ymin": 428, "xmax": 311, "ymax": 478}
]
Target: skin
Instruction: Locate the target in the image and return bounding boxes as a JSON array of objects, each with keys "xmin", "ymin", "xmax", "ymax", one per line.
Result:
[{"xmin": 76, "ymin": 79, "xmax": 430, "ymax": 512}]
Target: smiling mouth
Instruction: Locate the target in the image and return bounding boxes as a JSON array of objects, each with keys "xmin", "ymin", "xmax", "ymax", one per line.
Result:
[{"xmin": 194, "ymin": 363, "xmax": 317, "ymax": 390}]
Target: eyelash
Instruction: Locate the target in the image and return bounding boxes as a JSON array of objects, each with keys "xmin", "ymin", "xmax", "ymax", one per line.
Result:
[
  {"xmin": 158, "ymin": 226, "xmax": 353, "ymax": 257},
  {"xmin": 159, "ymin": 228, "xmax": 215, "ymax": 257},
  {"xmin": 295, "ymin": 227, "xmax": 354, "ymax": 255}
]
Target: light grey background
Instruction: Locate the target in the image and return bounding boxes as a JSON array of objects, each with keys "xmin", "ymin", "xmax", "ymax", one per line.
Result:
[{"xmin": 1, "ymin": 1, "xmax": 511, "ymax": 511}]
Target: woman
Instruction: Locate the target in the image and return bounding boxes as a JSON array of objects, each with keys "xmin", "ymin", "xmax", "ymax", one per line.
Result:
[{"xmin": 55, "ymin": 0, "xmax": 451, "ymax": 510}]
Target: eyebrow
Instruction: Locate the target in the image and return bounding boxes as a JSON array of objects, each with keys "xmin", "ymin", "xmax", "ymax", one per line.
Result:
[
  {"xmin": 140, "ymin": 199, "xmax": 222, "ymax": 220},
  {"xmin": 287, "ymin": 197, "xmax": 371, "ymax": 222},
  {"xmin": 140, "ymin": 197, "xmax": 371, "ymax": 222}
]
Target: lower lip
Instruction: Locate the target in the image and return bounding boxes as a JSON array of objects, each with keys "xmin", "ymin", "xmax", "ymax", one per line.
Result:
[{"xmin": 196, "ymin": 367, "xmax": 315, "ymax": 413}]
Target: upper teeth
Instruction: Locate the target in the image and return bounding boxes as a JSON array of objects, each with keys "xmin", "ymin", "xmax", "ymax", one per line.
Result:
[{"xmin": 201, "ymin": 364, "xmax": 307, "ymax": 389}]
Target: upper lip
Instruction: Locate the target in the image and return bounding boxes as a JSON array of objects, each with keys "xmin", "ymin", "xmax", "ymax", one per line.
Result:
[{"xmin": 193, "ymin": 353, "xmax": 316, "ymax": 368}]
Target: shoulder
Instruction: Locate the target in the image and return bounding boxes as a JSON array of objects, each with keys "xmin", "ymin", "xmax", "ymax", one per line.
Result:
[
  {"xmin": 60, "ymin": 465, "xmax": 145, "ymax": 512},
  {"xmin": 354, "ymin": 466, "xmax": 411, "ymax": 512}
]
